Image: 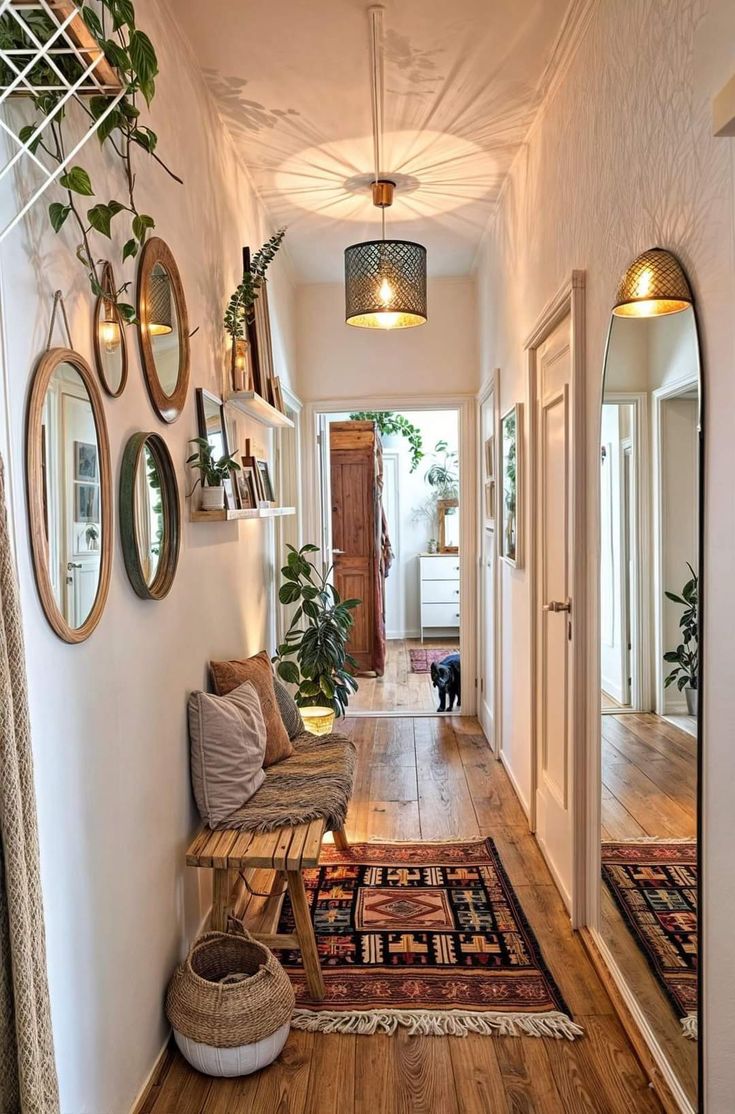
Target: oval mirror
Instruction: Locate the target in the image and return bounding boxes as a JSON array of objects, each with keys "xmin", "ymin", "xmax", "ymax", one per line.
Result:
[
  {"xmin": 26, "ymin": 347, "xmax": 112, "ymax": 642},
  {"xmin": 598, "ymin": 249, "xmax": 701, "ymax": 1107},
  {"xmin": 120, "ymin": 432, "xmax": 180, "ymax": 599},
  {"xmin": 93, "ymin": 261, "xmax": 128, "ymax": 398},
  {"xmin": 136, "ymin": 237, "xmax": 190, "ymax": 423}
]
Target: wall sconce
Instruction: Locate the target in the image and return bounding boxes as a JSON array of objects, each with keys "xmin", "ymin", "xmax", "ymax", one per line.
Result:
[{"xmin": 612, "ymin": 248, "xmax": 693, "ymax": 318}]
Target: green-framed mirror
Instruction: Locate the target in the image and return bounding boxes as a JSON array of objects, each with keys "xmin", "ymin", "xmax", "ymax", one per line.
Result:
[{"xmin": 119, "ymin": 432, "xmax": 180, "ymax": 600}]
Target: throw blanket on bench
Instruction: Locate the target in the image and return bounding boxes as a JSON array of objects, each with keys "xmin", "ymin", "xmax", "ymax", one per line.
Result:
[{"xmin": 212, "ymin": 730, "xmax": 357, "ymax": 833}]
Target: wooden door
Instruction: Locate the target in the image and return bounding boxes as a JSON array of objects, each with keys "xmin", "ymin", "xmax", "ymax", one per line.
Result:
[
  {"xmin": 330, "ymin": 423, "xmax": 375, "ymax": 673},
  {"xmin": 535, "ymin": 312, "xmax": 575, "ymax": 909}
]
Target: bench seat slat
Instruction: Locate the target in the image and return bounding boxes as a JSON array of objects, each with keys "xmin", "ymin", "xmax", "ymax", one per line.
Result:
[
  {"xmin": 302, "ymin": 818, "xmax": 326, "ymax": 866},
  {"xmin": 285, "ymin": 822, "xmax": 310, "ymax": 870}
]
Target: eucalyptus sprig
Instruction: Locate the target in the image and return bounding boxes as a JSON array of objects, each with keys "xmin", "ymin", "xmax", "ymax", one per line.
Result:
[
  {"xmin": 224, "ymin": 228, "xmax": 286, "ymax": 341},
  {"xmin": 4, "ymin": 0, "xmax": 182, "ymax": 319}
]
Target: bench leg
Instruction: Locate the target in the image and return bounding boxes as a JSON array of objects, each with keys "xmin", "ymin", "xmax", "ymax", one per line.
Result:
[
  {"xmin": 332, "ymin": 826, "xmax": 349, "ymax": 851},
  {"xmin": 286, "ymin": 870, "xmax": 325, "ymax": 1001},
  {"xmin": 211, "ymin": 867, "xmax": 237, "ymax": 932}
]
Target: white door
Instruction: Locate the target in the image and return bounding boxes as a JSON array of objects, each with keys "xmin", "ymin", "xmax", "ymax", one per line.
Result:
[
  {"xmin": 381, "ymin": 451, "xmax": 401, "ymax": 639},
  {"xmin": 480, "ymin": 387, "xmax": 497, "ymax": 747},
  {"xmin": 535, "ymin": 313, "xmax": 575, "ymax": 909}
]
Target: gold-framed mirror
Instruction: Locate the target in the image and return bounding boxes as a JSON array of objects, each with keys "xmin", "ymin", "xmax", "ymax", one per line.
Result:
[
  {"xmin": 438, "ymin": 497, "xmax": 459, "ymax": 553},
  {"xmin": 119, "ymin": 432, "xmax": 180, "ymax": 600},
  {"xmin": 93, "ymin": 261, "xmax": 128, "ymax": 398},
  {"xmin": 136, "ymin": 237, "xmax": 190, "ymax": 423},
  {"xmin": 26, "ymin": 347, "xmax": 112, "ymax": 642}
]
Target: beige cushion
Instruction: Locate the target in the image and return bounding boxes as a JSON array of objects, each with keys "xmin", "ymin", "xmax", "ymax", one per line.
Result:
[{"xmin": 188, "ymin": 681, "xmax": 266, "ymax": 827}]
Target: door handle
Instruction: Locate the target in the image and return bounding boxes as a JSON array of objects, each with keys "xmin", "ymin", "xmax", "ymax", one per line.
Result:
[
  {"xmin": 67, "ymin": 561, "xmax": 82, "ymax": 571},
  {"xmin": 543, "ymin": 598, "xmax": 571, "ymax": 613},
  {"xmin": 332, "ymin": 548, "xmax": 344, "ymax": 556}
]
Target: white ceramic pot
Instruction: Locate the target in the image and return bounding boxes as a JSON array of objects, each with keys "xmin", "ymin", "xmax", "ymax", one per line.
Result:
[
  {"xmin": 173, "ymin": 1020, "xmax": 290, "ymax": 1077},
  {"xmin": 201, "ymin": 485, "xmax": 225, "ymax": 511}
]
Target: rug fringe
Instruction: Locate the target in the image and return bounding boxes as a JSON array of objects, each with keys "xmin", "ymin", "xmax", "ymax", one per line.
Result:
[
  {"xmin": 681, "ymin": 1014, "xmax": 698, "ymax": 1040},
  {"xmin": 291, "ymin": 1008, "xmax": 583, "ymax": 1040},
  {"xmin": 601, "ymin": 837, "xmax": 696, "ymax": 845}
]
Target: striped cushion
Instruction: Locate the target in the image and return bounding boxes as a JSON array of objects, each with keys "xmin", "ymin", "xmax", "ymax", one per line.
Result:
[{"xmin": 273, "ymin": 676, "xmax": 304, "ymax": 740}]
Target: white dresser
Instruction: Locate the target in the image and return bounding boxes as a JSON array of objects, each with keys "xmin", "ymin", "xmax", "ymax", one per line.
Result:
[{"xmin": 419, "ymin": 554, "xmax": 460, "ymax": 641}]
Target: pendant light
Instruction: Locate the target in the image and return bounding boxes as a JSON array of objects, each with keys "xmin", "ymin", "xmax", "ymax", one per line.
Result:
[
  {"xmin": 148, "ymin": 262, "xmax": 173, "ymax": 336},
  {"xmin": 344, "ymin": 6, "xmax": 427, "ymax": 330},
  {"xmin": 612, "ymin": 248, "xmax": 692, "ymax": 318}
]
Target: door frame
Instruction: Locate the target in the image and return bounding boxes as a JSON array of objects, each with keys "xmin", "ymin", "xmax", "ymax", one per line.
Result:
[
  {"xmin": 275, "ymin": 384, "xmax": 303, "ymax": 646},
  {"xmin": 381, "ymin": 449, "xmax": 403, "ymax": 639},
  {"xmin": 477, "ymin": 371, "xmax": 501, "ymax": 754},
  {"xmin": 526, "ymin": 271, "xmax": 588, "ymax": 925},
  {"xmin": 303, "ymin": 394, "xmax": 478, "ymax": 716}
]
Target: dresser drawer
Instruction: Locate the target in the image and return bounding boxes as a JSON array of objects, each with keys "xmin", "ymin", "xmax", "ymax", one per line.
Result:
[
  {"xmin": 419, "ymin": 555, "xmax": 460, "ymax": 580},
  {"xmin": 421, "ymin": 603, "xmax": 461, "ymax": 629},
  {"xmin": 422, "ymin": 579, "xmax": 460, "ymax": 604}
]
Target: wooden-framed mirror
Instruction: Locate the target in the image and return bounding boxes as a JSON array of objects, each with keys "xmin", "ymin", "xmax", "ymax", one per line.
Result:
[
  {"xmin": 437, "ymin": 497, "xmax": 459, "ymax": 553},
  {"xmin": 195, "ymin": 388, "xmax": 238, "ymax": 509},
  {"xmin": 93, "ymin": 261, "xmax": 128, "ymax": 398},
  {"xmin": 26, "ymin": 347, "xmax": 112, "ymax": 642},
  {"xmin": 119, "ymin": 432, "xmax": 180, "ymax": 600},
  {"xmin": 596, "ymin": 248, "xmax": 701, "ymax": 1107},
  {"xmin": 136, "ymin": 237, "xmax": 190, "ymax": 423}
]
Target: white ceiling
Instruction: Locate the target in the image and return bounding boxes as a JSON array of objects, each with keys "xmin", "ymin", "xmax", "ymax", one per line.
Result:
[{"xmin": 176, "ymin": 0, "xmax": 573, "ymax": 282}]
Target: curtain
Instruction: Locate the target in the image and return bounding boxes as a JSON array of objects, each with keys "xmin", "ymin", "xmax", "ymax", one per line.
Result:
[{"xmin": 0, "ymin": 455, "xmax": 59, "ymax": 1114}]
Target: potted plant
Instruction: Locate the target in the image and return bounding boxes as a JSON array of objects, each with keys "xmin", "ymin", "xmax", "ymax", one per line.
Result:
[
  {"xmin": 663, "ymin": 563, "xmax": 699, "ymax": 715},
  {"xmin": 272, "ymin": 544, "xmax": 360, "ymax": 722},
  {"xmin": 425, "ymin": 439, "xmax": 459, "ymax": 499},
  {"xmin": 224, "ymin": 230, "xmax": 286, "ymax": 390},
  {"xmin": 186, "ymin": 437, "xmax": 240, "ymax": 511}
]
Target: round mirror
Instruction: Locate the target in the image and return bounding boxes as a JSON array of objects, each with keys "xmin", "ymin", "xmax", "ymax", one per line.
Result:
[
  {"xmin": 120, "ymin": 432, "xmax": 180, "ymax": 599},
  {"xmin": 26, "ymin": 347, "xmax": 112, "ymax": 642},
  {"xmin": 136, "ymin": 237, "xmax": 190, "ymax": 422},
  {"xmin": 93, "ymin": 261, "xmax": 128, "ymax": 398}
]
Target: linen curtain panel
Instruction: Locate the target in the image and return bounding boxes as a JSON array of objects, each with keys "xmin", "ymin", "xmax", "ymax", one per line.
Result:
[{"xmin": 0, "ymin": 455, "xmax": 59, "ymax": 1114}]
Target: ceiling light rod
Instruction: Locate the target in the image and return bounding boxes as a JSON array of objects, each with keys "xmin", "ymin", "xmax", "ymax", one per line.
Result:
[{"xmin": 368, "ymin": 5, "xmax": 385, "ymax": 182}]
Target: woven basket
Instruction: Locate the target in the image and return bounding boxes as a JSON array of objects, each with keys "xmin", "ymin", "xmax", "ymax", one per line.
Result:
[{"xmin": 166, "ymin": 926, "xmax": 295, "ymax": 1048}]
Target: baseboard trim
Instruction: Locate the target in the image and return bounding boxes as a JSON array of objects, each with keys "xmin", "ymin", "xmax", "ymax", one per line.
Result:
[{"xmin": 499, "ymin": 751, "xmax": 531, "ymax": 821}]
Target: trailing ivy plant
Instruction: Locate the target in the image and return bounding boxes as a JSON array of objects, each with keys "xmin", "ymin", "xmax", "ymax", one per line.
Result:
[
  {"xmin": 273, "ymin": 544, "xmax": 360, "ymax": 716},
  {"xmin": 224, "ymin": 228, "xmax": 286, "ymax": 341},
  {"xmin": 3, "ymin": 0, "xmax": 181, "ymax": 320},
  {"xmin": 349, "ymin": 411, "xmax": 424, "ymax": 471}
]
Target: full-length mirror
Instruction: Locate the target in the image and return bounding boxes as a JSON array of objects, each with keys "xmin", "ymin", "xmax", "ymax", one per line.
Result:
[
  {"xmin": 598, "ymin": 249, "xmax": 700, "ymax": 1107},
  {"xmin": 120, "ymin": 432, "xmax": 180, "ymax": 600},
  {"xmin": 137, "ymin": 237, "xmax": 190, "ymax": 422},
  {"xmin": 26, "ymin": 348, "xmax": 112, "ymax": 642}
]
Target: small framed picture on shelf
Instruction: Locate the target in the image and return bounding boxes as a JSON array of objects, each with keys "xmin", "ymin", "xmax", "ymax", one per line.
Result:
[
  {"xmin": 237, "ymin": 465, "xmax": 258, "ymax": 510},
  {"xmin": 256, "ymin": 459, "xmax": 275, "ymax": 504}
]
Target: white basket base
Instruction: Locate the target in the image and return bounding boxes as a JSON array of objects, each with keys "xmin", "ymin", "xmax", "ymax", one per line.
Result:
[{"xmin": 174, "ymin": 1020, "xmax": 290, "ymax": 1076}]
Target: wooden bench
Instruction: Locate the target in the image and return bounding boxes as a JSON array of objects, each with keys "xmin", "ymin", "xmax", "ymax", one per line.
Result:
[{"xmin": 186, "ymin": 820, "xmax": 349, "ymax": 1001}]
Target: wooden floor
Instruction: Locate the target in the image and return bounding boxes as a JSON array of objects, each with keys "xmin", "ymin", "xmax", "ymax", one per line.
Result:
[
  {"xmin": 141, "ymin": 717, "xmax": 662, "ymax": 1114},
  {"xmin": 350, "ymin": 637, "xmax": 460, "ymax": 713},
  {"xmin": 601, "ymin": 712, "xmax": 697, "ymax": 1107}
]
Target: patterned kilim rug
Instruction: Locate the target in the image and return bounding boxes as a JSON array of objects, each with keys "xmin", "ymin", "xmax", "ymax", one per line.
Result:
[
  {"xmin": 601, "ymin": 841, "xmax": 698, "ymax": 1039},
  {"xmin": 277, "ymin": 839, "xmax": 582, "ymax": 1039},
  {"xmin": 408, "ymin": 648, "xmax": 452, "ymax": 674}
]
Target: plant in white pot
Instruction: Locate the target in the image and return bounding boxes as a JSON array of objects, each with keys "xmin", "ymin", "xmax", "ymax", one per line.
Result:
[
  {"xmin": 663, "ymin": 564, "xmax": 699, "ymax": 715},
  {"xmin": 186, "ymin": 437, "xmax": 240, "ymax": 511}
]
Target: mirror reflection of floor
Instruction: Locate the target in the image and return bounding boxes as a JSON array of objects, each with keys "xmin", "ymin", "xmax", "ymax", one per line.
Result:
[
  {"xmin": 350, "ymin": 637, "xmax": 460, "ymax": 713},
  {"xmin": 601, "ymin": 712, "xmax": 697, "ymax": 1106}
]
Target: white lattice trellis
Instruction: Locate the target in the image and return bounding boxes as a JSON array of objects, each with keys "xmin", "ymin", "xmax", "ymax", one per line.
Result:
[{"xmin": 0, "ymin": 0, "xmax": 124, "ymax": 241}]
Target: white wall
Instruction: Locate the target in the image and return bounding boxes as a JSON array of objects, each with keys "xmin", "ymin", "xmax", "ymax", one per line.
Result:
[
  {"xmin": 296, "ymin": 277, "xmax": 478, "ymax": 402},
  {"xmin": 0, "ymin": 3, "xmax": 296, "ymax": 1112},
  {"xmin": 475, "ymin": 0, "xmax": 735, "ymax": 1103}
]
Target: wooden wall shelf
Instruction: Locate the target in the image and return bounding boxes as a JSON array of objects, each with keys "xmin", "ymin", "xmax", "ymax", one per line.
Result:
[
  {"xmin": 191, "ymin": 506, "xmax": 296, "ymax": 523},
  {"xmin": 226, "ymin": 391, "xmax": 294, "ymax": 429}
]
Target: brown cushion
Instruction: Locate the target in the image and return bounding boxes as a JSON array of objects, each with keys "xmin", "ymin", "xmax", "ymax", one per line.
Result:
[
  {"xmin": 210, "ymin": 651, "xmax": 293, "ymax": 767},
  {"xmin": 188, "ymin": 681, "xmax": 266, "ymax": 827}
]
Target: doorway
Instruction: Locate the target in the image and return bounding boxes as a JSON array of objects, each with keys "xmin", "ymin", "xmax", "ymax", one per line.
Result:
[{"xmin": 304, "ymin": 399, "xmax": 477, "ymax": 718}]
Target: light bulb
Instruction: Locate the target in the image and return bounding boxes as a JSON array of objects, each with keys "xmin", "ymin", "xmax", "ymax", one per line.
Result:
[
  {"xmin": 378, "ymin": 277, "xmax": 394, "ymax": 306},
  {"xmin": 635, "ymin": 268, "xmax": 653, "ymax": 298},
  {"xmin": 100, "ymin": 318, "xmax": 121, "ymax": 353}
]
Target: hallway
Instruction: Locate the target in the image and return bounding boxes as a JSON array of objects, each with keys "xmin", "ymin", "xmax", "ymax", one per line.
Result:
[
  {"xmin": 141, "ymin": 718, "xmax": 661, "ymax": 1114},
  {"xmin": 349, "ymin": 639, "xmax": 460, "ymax": 714}
]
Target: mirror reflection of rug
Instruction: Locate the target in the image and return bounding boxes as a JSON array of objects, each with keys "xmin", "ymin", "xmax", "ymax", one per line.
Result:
[
  {"xmin": 408, "ymin": 649, "xmax": 452, "ymax": 674},
  {"xmin": 601, "ymin": 841, "xmax": 697, "ymax": 1039},
  {"xmin": 277, "ymin": 838, "xmax": 582, "ymax": 1038}
]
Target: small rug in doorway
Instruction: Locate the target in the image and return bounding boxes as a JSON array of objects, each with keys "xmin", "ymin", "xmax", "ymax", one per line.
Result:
[
  {"xmin": 277, "ymin": 838, "xmax": 582, "ymax": 1039},
  {"xmin": 601, "ymin": 841, "xmax": 697, "ymax": 1038},
  {"xmin": 408, "ymin": 648, "xmax": 455, "ymax": 674}
]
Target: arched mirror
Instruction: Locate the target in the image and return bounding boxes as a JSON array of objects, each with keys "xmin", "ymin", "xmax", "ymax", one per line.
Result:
[
  {"xmin": 26, "ymin": 347, "xmax": 112, "ymax": 642},
  {"xmin": 136, "ymin": 237, "xmax": 190, "ymax": 423},
  {"xmin": 119, "ymin": 432, "xmax": 180, "ymax": 599},
  {"xmin": 93, "ymin": 261, "xmax": 128, "ymax": 398},
  {"xmin": 597, "ymin": 249, "xmax": 701, "ymax": 1106}
]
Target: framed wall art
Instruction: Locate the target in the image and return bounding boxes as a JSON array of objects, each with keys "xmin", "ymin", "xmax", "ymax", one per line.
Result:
[{"xmin": 500, "ymin": 403, "xmax": 522, "ymax": 567}]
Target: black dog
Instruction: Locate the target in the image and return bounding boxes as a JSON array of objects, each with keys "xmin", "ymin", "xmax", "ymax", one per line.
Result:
[{"xmin": 430, "ymin": 653, "xmax": 461, "ymax": 712}]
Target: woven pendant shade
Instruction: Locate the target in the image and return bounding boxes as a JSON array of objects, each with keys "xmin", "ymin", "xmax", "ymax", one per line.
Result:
[
  {"xmin": 148, "ymin": 263, "xmax": 173, "ymax": 335},
  {"xmin": 345, "ymin": 239, "xmax": 427, "ymax": 329},
  {"xmin": 613, "ymin": 249, "xmax": 692, "ymax": 318}
]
